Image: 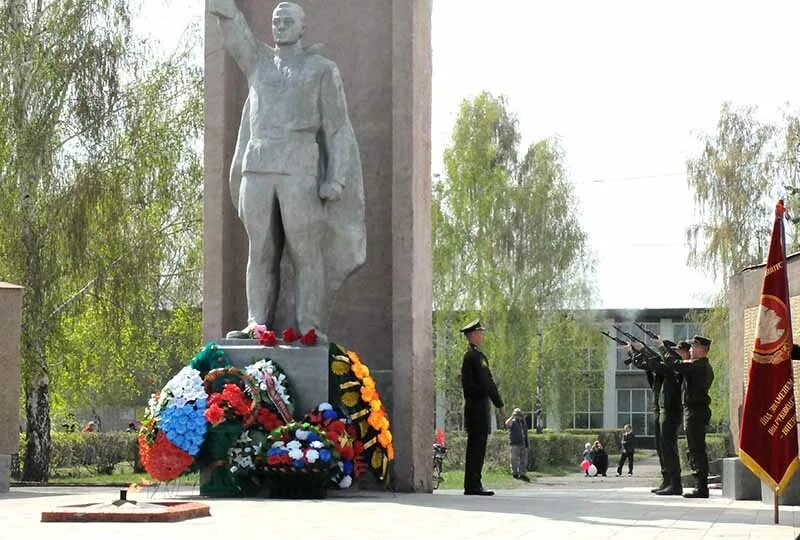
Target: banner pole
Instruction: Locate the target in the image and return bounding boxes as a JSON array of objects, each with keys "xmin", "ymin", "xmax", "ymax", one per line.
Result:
[{"xmin": 774, "ymin": 490, "xmax": 779, "ymax": 524}]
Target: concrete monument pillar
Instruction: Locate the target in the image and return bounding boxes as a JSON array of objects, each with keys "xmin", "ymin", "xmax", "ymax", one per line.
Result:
[
  {"xmin": 204, "ymin": 0, "xmax": 433, "ymax": 491},
  {"xmin": 0, "ymin": 283, "xmax": 23, "ymax": 492}
]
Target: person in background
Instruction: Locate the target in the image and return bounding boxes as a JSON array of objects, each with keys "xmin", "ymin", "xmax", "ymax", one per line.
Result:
[
  {"xmin": 616, "ymin": 424, "xmax": 635, "ymax": 476},
  {"xmin": 582, "ymin": 442, "xmax": 593, "ymax": 476},
  {"xmin": 82, "ymin": 421, "xmax": 96, "ymax": 433},
  {"xmin": 504, "ymin": 408, "xmax": 530, "ymax": 481},
  {"xmin": 125, "ymin": 422, "xmax": 138, "ymax": 433},
  {"xmin": 591, "ymin": 440, "xmax": 609, "ymax": 476}
]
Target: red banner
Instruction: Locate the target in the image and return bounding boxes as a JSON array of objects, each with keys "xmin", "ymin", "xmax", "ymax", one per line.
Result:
[{"xmin": 739, "ymin": 200, "xmax": 799, "ymax": 493}]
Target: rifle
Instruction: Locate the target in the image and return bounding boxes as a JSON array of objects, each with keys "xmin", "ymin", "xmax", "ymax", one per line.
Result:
[
  {"xmin": 601, "ymin": 330, "xmax": 639, "ymax": 366},
  {"xmin": 630, "ymin": 322, "xmax": 685, "ymax": 363},
  {"xmin": 633, "ymin": 322, "xmax": 659, "ymax": 341},
  {"xmin": 614, "ymin": 326, "xmax": 658, "ymax": 358},
  {"xmin": 600, "ymin": 330, "xmax": 628, "ymax": 347}
]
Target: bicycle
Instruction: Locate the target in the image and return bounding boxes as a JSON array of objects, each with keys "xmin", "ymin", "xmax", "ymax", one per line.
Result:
[{"xmin": 432, "ymin": 443, "xmax": 447, "ymax": 489}]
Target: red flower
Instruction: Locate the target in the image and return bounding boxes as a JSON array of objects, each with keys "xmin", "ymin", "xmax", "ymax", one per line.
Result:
[
  {"xmin": 326, "ymin": 430, "xmax": 340, "ymax": 444},
  {"xmin": 282, "ymin": 327, "xmax": 300, "ymax": 342},
  {"xmin": 140, "ymin": 432, "xmax": 193, "ymax": 481},
  {"xmin": 340, "ymin": 446, "xmax": 355, "ymax": 461},
  {"xmin": 259, "ymin": 330, "xmax": 277, "ymax": 346},
  {"xmin": 354, "ymin": 440, "xmax": 365, "ymax": 455},
  {"xmin": 257, "ymin": 407, "xmax": 284, "ymax": 431},
  {"xmin": 205, "ymin": 404, "xmax": 225, "ymax": 425},
  {"xmin": 299, "ymin": 329, "xmax": 317, "ymax": 346}
]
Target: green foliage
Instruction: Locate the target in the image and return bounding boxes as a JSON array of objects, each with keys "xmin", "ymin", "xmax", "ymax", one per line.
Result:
[
  {"xmin": 433, "ymin": 92, "xmax": 597, "ymax": 428},
  {"xmin": 0, "ymin": 0, "xmax": 203, "ymax": 479},
  {"xmin": 18, "ymin": 432, "xmax": 139, "ymax": 476},
  {"xmin": 677, "ymin": 434, "xmax": 730, "ymax": 471},
  {"xmin": 688, "ymin": 304, "xmax": 729, "ymax": 430},
  {"xmin": 686, "ymin": 103, "xmax": 780, "ymax": 282},
  {"xmin": 444, "ymin": 430, "xmax": 615, "ymax": 472}
]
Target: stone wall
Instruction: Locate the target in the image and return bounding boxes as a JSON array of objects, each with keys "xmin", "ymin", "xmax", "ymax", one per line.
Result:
[
  {"xmin": 0, "ymin": 283, "xmax": 23, "ymax": 492},
  {"xmin": 728, "ymin": 252, "xmax": 800, "ymax": 450},
  {"xmin": 204, "ymin": 0, "xmax": 433, "ymax": 491}
]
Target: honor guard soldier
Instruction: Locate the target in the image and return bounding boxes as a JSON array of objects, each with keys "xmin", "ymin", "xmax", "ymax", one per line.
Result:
[
  {"xmin": 460, "ymin": 319, "xmax": 504, "ymax": 495},
  {"xmin": 672, "ymin": 335, "xmax": 714, "ymax": 498}
]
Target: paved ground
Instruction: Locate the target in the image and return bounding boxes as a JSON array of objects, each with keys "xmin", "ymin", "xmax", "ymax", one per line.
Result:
[{"xmin": 1, "ymin": 455, "xmax": 798, "ymax": 539}]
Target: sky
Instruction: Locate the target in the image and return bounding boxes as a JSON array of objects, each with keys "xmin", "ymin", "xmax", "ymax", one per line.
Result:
[{"xmin": 141, "ymin": 0, "xmax": 800, "ymax": 310}]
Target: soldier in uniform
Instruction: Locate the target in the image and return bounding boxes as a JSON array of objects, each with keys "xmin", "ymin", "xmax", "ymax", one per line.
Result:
[
  {"xmin": 625, "ymin": 341, "xmax": 667, "ymax": 492},
  {"xmin": 638, "ymin": 339, "xmax": 687, "ymax": 495},
  {"xmin": 460, "ymin": 319, "xmax": 504, "ymax": 496},
  {"xmin": 671, "ymin": 335, "xmax": 714, "ymax": 498}
]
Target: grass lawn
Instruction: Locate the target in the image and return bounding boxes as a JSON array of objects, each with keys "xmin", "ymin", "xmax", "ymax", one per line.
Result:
[{"xmin": 437, "ymin": 465, "xmax": 571, "ymax": 490}]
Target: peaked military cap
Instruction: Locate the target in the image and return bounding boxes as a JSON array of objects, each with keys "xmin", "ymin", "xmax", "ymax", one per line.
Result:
[
  {"xmin": 675, "ymin": 340, "xmax": 691, "ymax": 352},
  {"xmin": 662, "ymin": 339, "xmax": 677, "ymax": 348},
  {"xmin": 460, "ymin": 318, "xmax": 485, "ymax": 334},
  {"xmin": 691, "ymin": 335, "xmax": 712, "ymax": 347}
]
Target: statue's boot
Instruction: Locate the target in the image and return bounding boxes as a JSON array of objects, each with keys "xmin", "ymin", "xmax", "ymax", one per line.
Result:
[{"xmin": 226, "ymin": 322, "xmax": 256, "ymax": 339}]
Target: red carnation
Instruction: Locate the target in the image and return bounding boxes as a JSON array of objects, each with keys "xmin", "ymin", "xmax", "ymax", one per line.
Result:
[
  {"xmin": 340, "ymin": 446, "xmax": 355, "ymax": 461},
  {"xmin": 205, "ymin": 404, "xmax": 225, "ymax": 425},
  {"xmin": 259, "ymin": 330, "xmax": 277, "ymax": 346},
  {"xmin": 354, "ymin": 440, "xmax": 365, "ymax": 455},
  {"xmin": 299, "ymin": 329, "xmax": 317, "ymax": 346},
  {"xmin": 141, "ymin": 432, "xmax": 193, "ymax": 481},
  {"xmin": 282, "ymin": 327, "xmax": 300, "ymax": 342}
]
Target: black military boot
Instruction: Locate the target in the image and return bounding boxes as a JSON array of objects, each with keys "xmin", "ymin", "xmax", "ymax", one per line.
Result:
[
  {"xmin": 650, "ymin": 475, "xmax": 668, "ymax": 493},
  {"xmin": 683, "ymin": 478, "xmax": 708, "ymax": 498},
  {"xmin": 655, "ymin": 477, "xmax": 683, "ymax": 496}
]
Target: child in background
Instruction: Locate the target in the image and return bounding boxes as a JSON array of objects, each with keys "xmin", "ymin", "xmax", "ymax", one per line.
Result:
[{"xmin": 617, "ymin": 424, "xmax": 635, "ymax": 476}]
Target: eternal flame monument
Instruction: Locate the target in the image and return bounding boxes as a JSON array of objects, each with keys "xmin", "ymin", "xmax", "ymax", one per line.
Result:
[{"xmin": 204, "ymin": 0, "xmax": 433, "ymax": 491}]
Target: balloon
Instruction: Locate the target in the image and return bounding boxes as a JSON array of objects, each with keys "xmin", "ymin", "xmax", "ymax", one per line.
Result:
[
  {"xmin": 580, "ymin": 459, "xmax": 591, "ymax": 472},
  {"xmin": 588, "ymin": 464, "xmax": 598, "ymax": 476}
]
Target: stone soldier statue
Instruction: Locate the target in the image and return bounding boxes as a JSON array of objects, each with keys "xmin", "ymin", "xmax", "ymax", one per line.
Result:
[
  {"xmin": 208, "ymin": 1, "xmax": 366, "ymax": 341},
  {"xmin": 460, "ymin": 319, "xmax": 504, "ymax": 496},
  {"xmin": 672, "ymin": 335, "xmax": 714, "ymax": 498}
]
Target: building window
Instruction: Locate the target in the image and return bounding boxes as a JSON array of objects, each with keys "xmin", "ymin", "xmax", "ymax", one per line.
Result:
[
  {"xmin": 569, "ymin": 386, "xmax": 604, "ymax": 429},
  {"xmin": 673, "ymin": 322, "xmax": 701, "ymax": 342},
  {"xmin": 567, "ymin": 348, "xmax": 604, "ymax": 429},
  {"xmin": 615, "ymin": 322, "xmax": 660, "ymax": 371},
  {"xmin": 617, "ymin": 388, "xmax": 654, "ymax": 435}
]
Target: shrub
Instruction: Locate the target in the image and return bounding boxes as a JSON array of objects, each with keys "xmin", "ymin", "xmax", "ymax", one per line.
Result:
[
  {"xmin": 444, "ymin": 430, "xmax": 611, "ymax": 472},
  {"xmin": 678, "ymin": 434, "xmax": 729, "ymax": 471},
  {"xmin": 18, "ymin": 432, "xmax": 138, "ymax": 477}
]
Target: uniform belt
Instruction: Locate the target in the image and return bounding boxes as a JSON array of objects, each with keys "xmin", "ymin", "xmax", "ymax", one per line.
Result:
[{"xmin": 251, "ymin": 133, "xmax": 317, "ymax": 144}]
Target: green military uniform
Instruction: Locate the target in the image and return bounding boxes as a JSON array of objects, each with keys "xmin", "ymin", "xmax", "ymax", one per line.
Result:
[
  {"xmin": 672, "ymin": 336, "xmax": 714, "ymax": 498},
  {"xmin": 643, "ymin": 341, "xmax": 686, "ymax": 495},
  {"xmin": 460, "ymin": 320, "xmax": 503, "ymax": 495},
  {"xmin": 630, "ymin": 349, "xmax": 666, "ymax": 491}
]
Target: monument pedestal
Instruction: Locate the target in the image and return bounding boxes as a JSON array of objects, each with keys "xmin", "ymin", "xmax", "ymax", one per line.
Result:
[
  {"xmin": 722, "ymin": 457, "xmax": 761, "ymax": 500},
  {"xmin": 0, "ymin": 455, "xmax": 9, "ymax": 493},
  {"xmin": 217, "ymin": 340, "xmax": 331, "ymax": 417},
  {"xmin": 761, "ymin": 474, "xmax": 800, "ymax": 506}
]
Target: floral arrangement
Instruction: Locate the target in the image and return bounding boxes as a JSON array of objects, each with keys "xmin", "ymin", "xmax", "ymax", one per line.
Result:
[
  {"xmin": 203, "ymin": 367, "xmax": 261, "ymax": 426},
  {"xmin": 245, "ymin": 359, "xmax": 294, "ymax": 419},
  {"xmin": 139, "ymin": 366, "xmax": 209, "ymax": 481},
  {"xmin": 329, "ymin": 345, "xmax": 394, "ymax": 481},
  {"xmin": 265, "ymin": 422, "xmax": 338, "ymax": 475},
  {"xmin": 139, "ymin": 341, "xmax": 395, "ymax": 496},
  {"xmin": 305, "ymin": 403, "xmax": 364, "ymax": 489},
  {"xmin": 228, "ymin": 428, "xmax": 268, "ymax": 476},
  {"xmin": 249, "ymin": 324, "xmax": 318, "ymax": 346}
]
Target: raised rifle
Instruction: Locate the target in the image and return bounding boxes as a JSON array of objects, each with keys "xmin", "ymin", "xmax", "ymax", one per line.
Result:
[
  {"xmin": 633, "ymin": 322, "xmax": 659, "ymax": 341},
  {"xmin": 613, "ymin": 326, "xmax": 659, "ymax": 364},
  {"xmin": 601, "ymin": 330, "xmax": 638, "ymax": 366},
  {"xmin": 600, "ymin": 330, "xmax": 628, "ymax": 347}
]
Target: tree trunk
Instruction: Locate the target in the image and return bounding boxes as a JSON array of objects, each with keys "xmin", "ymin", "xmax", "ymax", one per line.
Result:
[{"xmin": 22, "ymin": 367, "xmax": 51, "ymax": 481}]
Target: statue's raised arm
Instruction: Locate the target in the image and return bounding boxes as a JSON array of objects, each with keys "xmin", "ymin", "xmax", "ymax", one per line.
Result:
[{"xmin": 208, "ymin": 0, "xmax": 260, "ymax": 77}]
